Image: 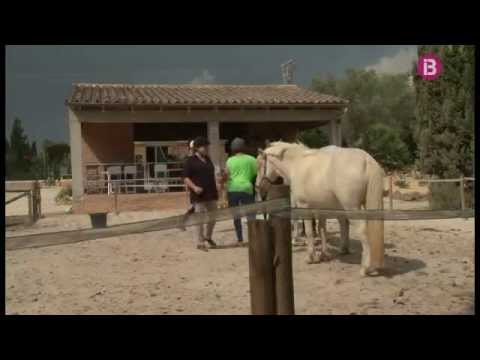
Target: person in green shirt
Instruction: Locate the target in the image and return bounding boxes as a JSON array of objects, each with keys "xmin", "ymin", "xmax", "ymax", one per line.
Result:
[{"xmin": 224, "ymin": 137, "xmax": 258, "ymax": 244}]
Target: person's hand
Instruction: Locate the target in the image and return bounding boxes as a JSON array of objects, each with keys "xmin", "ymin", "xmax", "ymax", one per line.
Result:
[{"xmin": 192, "ymin": 185, "xmax": 203, "ymax": 195}]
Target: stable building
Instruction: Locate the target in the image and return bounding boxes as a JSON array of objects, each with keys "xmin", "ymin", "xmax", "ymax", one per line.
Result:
[{"xmin": 66, "ymin": 83, "xmax": 348, "ymax": 201}]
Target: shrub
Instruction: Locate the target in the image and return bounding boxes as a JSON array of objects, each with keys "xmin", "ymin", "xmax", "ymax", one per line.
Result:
[
  {"xmin": 355, "ymin": 123, "xmax": 412, "ymax": 171},
  {"xmin": 55, "ymin": 185, "xmax": 72, "ymax": 205},
  {"xmin": 429, "ymin": 182, "xmax": 461, "ymax": 210},
  {"xmin": 297, "ymin": 127, "xmax": 330, "ymax": 149},
  {"xmin": 394, "ymin": 178, "xmax": 409, "ymax": 189}
]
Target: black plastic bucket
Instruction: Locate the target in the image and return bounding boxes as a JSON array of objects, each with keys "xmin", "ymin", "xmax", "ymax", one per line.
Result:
[{"xmin": 90, "ymin": 213, "xmax": 107, "ymax": 228}]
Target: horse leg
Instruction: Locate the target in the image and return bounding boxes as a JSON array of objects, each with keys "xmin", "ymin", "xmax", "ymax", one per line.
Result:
[
  {"xmin": 305, "ymin": 218, "xmax": 322, "ymax": 264},
  {"xmin": 305, "ymin": 217, "xmax": 330, "ymax": 264},
  {"xmin": 339, "ymin": 217, "xmax": 350, "ymax": 254},
  {"xmin": 357, "ymin": 220, "xmax": 375, "ymax": 276},
  {"xmin": 293, "ymin": 220, "xmax": 306, "ymax": 246},
  {"xmin": 317, "ymin": 218, "xmax": 332, "ymax": 261},
  {"xmin": 312, "ymin": 219, "xmax": 320, "ymax": 246}
]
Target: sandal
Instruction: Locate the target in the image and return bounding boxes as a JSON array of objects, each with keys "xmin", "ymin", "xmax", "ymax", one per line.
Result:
[
  {"xmin": 205, "ymin": 239, "xmax": 217, "ymax": 248},
  {"xmin": 197, "ymin": 244, "xmax": 208, "ymax": 252}
]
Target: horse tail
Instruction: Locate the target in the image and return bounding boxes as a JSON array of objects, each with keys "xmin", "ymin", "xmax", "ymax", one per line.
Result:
[{"xmin": 365, "ymin": 157, "xmax": 385, "ymax": 271}]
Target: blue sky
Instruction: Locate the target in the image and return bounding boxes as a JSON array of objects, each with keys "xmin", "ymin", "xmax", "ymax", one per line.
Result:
[{"xmin": 5, "ymin": 45, "xmax": 417, "ymax": 144}]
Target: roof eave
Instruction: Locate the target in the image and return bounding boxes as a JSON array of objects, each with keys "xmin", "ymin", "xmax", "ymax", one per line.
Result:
[{"xmin": 65, "ymin": 102, "xmax": 347, "ymax": 110}]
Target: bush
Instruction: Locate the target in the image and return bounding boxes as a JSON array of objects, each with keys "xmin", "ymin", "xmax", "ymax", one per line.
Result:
[
  {"xmin": 465, "ymin": 182, "xmax": 474, "ymax": 209},
  {"xmin": 429, "ymin": 182, "xmax": 461, "ymax": 210},
  {"xmin": 356, "ymin": 123, "xmax": 412, "ymax": 171},
  {"xmin": 297, "ymin": 127, "xmax": 330, "ymax": 149},
  {"xmin": 394, "ymin": 178, "xmax": 409, "ymax": 189},
  {"xmin": 46, "ymin": 177, "xmax": 56, "ymax": 186},
  {"xmin": 55, "ymin": 185, "xmax": 72, "ymax": 205}
]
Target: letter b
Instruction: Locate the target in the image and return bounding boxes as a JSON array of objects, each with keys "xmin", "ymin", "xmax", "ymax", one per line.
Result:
[{"xmin": 423, "ymin": 59, "xmax": 437, "ymax": 76}]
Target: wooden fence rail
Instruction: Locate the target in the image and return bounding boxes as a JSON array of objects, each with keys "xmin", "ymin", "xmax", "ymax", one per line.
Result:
[
  {"xmin": 6, "ymin": 180, "xmax": 41, "ymax": 224},
  {"xmin": 5, "ymin": 191, "xmax": 29, "ymax": 205},
  {"xmin": 6, "ymin": 201, "xmax": 474, "ymax": 251},
  {"xmin": 387, "ymin": 176, "xmax": 475, "ymax": 211}
]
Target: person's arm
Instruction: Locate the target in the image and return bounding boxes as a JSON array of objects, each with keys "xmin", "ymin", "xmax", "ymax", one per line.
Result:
[
  {"xmin": 183, "ymin": 159, "xmax": 203, "ymax": 194},
  {"xmin": 184, "ymin": 177, "xmax": 203, "ymax": 194},
  {"xmin": 223, "ymin": 168, "xmax": 230, "ymax": 183}
]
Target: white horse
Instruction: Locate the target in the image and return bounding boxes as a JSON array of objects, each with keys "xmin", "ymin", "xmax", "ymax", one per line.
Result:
[
  {"xmin": 293, "ymin": 145, "xmax": 347, "ymax": 248},
  {"xmin": 256, "ymin": 141, "xmax": 385, "ymax": 276}
]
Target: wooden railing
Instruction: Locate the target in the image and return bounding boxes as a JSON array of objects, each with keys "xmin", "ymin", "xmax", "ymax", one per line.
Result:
[
  {"xmin": 5, "ymin": 180, "xmax": 42, "ymax": 224},
  {"xmin": 83, "ymin": 162, "xmax": 186, "ymax": 194},
  {"xmin": 387, "ymin": 176, "xmax": 475, "ymax": 211}
]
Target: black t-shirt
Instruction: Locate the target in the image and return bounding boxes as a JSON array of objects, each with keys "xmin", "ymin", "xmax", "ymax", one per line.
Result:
[{"xmin": 183, "ymin": 154, "xmax": 218, "ymax": 203}]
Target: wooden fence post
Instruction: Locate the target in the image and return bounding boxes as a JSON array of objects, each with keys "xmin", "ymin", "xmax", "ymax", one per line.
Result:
[
  {"xmin": 27, "ymin": 191, "xmax": 32, "ymax": 223},
  {"xmin": 270, "ymin": 215, "xmax": 295, "ymax": 315},
  {"xmin": 459, "ymin": 176, "xmax": 466, "ymax": 211},
  {"xmin": 36, "ymin": 181, "xmax": 42, "ymax": 220},
  {"xmin": 389, "ymin": 175, "xmax": 394, "ymax": 211},
  {"xmin": 248, "ymin": 219, "xmax": 276, "ymax": 315},
  {"xmin": 114, "ymin": 181, "xmax": 119, "ymax": 214},
  {"xmin": 32, "ymin": 182, "xmax": 38, "ymax": 222}
]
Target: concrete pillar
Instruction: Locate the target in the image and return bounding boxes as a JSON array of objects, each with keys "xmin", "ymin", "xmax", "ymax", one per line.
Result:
[
  {"xmin": 337, "ymin": 120, "xmax": 342, "ymax": 147},
  {"xmin": 329, "ymin": 119, "xmax": 338, "ymax": 146},
  {"xmin": 68, "ymin": 108, "xmax": 84, "ymax": 201},
  {"xmin": 207, "ymin": 120, "xmax": 221, "ymax": 169}
]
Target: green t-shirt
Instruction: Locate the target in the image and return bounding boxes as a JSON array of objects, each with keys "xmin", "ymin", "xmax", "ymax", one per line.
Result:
[{"xmin": 226, "ymin": 153, "xmax": 258, "ymax": 194}]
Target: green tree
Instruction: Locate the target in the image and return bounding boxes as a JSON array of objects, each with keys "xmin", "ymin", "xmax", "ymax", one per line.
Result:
[
  {"xmin": 31, "ymin": 141, "xmax": 38, "ymax": 158},
  {"xmin": 356, "ymin": 123, "xmax": 411, "ymax": 171},
  {"xmin": 311, "ymin": 68, "xmax": 416, "ymax": 169},
  {"xmin": 413, "ymin": 45, "xmax": 475, "ymax": 178},
  {"xmin": 45, "ymin": 142, "xmax": 70, "ymax": 179},
  {"xmin": 297, "ymin": 127, "xmax": 330, "ymax": 148},
  {"xmin": 8, "ymin": 118, "xmax": 32, "ymax": 179}
]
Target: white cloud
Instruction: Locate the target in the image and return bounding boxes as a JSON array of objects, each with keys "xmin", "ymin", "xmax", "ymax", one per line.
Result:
[
  {"xmin": 365, "ymin": 47, "xmax": 417, "ymax": 74},
  {"xmin": 191, "ymin": 69, "xmax": 216, "ymax": 84}
]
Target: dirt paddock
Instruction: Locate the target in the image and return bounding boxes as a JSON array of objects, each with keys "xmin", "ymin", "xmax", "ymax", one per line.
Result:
[{"xmin": 5, "ymin": 188, "xmax": 475, "ymax": 315}]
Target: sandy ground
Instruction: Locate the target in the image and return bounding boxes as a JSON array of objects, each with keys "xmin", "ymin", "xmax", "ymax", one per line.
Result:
[{"xmin": 5, "ymin": 194, "xmax": 474, "ymax": 315}]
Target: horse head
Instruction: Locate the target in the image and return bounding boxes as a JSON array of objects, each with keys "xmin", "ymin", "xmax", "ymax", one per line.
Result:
[{"xmin": 255, "ymin": 143, "xmax": 293, "ymax": 198}]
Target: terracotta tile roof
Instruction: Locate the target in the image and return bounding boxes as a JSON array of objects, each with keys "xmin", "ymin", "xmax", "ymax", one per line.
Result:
[{"xmin": 66, "ymin": 83, "xmax": 347, "ymax": 107}]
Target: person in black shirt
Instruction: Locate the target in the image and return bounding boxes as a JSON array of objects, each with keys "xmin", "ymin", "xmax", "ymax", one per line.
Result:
[
  {"xmin": 183, "ymin": 136, "xmax": 219, "ymax": 251},
  {"xmin": 178, "ymin": 140, "xmax": 196, "ymax": 232}
]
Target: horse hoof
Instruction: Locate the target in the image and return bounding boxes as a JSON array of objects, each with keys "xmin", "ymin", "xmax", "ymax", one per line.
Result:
[
  {"xmin": 320, "ymin": 252, "xmax": 333, "ymax": 262},
  {"xmin": 369, "ymin": 269, "xmax": 380, "ymax": 276},
  {"xmin": 305, "ymin": 253, "xmax": 321, "ymax": 264},
  {"xmin": 360, "ymin": 267, "xmax": 380, "ymax": 277},
  {"xmin": 360, "ymin": 267, "xmax": 368, "ymax": 277}
]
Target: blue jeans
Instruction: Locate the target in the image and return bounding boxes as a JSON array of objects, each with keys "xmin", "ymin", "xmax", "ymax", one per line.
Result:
[{"xmin": 227, "ymin": 192, "xmax": 255, "ymax": 242}]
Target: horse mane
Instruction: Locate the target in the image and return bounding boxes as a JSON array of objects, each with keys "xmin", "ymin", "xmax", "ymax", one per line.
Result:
[{"xmin": 265, "ymin": 141, "xmax": 316, "ymax": 158}]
